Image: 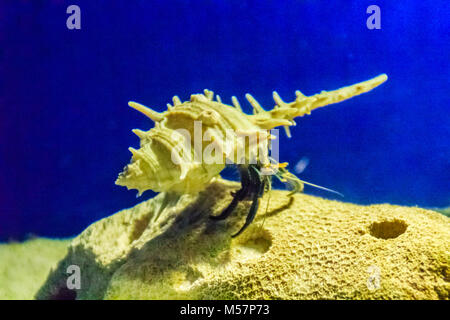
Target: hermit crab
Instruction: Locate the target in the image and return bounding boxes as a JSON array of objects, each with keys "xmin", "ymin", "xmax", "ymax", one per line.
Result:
[{"xmin": 116, "ymin": 74, "xmax": 388, "ymax": 236}]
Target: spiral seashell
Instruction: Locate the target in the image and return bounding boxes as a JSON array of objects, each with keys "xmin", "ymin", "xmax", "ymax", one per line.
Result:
[{"xmin": 116, "ymin": 74, "xmax": 388, "ymax": 195}]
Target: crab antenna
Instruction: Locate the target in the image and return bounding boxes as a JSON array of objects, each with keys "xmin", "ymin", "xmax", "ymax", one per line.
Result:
[{"xmin": 128, "ymin": 101, "xmax": 163, "ymax": 122}]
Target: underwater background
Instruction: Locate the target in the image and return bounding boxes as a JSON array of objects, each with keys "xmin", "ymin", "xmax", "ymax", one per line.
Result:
[{"xmin": 0, "ymin": 0, "xmax": 448, "ymax": 241}]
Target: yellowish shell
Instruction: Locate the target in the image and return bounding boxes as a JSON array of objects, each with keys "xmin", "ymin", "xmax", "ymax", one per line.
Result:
[{"xmin": 116, "ymin": 74, "xmax": 388, "ymax": 195}]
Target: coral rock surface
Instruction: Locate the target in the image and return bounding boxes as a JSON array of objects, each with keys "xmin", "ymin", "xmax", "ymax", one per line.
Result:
[
  {"xmin": 0, "ymin": 238, "xmax": 70, "ymax": 300},
  {"xmin": 36, "ymin": 179, "xmax": 449, "ymax": 300}
]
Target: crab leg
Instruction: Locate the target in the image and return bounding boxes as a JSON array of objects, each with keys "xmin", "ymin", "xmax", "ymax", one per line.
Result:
[
  {"xmin": 210, "ymin": 166, "xmax": 251, "ymax": 221},
  {"xmin": 232, "ymin": 165, "xmax": 266, "ymax": 237}
]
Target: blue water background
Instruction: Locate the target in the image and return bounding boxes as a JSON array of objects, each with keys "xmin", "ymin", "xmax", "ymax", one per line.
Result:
[{"xmin": 0, "ymin": 0, "xmax": 449, "ymax": 241}]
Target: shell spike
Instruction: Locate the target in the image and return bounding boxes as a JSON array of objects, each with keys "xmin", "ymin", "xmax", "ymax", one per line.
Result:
[
  {"xmin": 295, "ymin": 90, "xmax": 306, "ymax": 99},
  {"xmin": 132, "ymin": 129, "xmax": 147, "ymax": 139},
  {"xmin": 247, "ymin": 74, "xmax": 388, "ymax": 138},
  {"xmin": 283, "ymin": 126, "xmax": 292, "ymax": 138},
  {"xmin": 203, "ymin": 89, "xmax": 214, "ymax": 101},
  {"xmin": 299, "ymin": 73, "xmax": 388, "ymax": 114},
  {"xmin": 128, "ymin": 147, "xmax": 140, "ymax": 157},
  {"xmin": 231, "ymin": 96, "xmax": 242, "ymax": 112},
  {"xmin": 128, "ymin": 101, "xmax": 163, "ymax": 122},
  {"xmin": 245, "ymin": 93, "xmax": 265, "ymax": 114},
  {"xmin": 172, "ymin": 96, "xmax": 182, "ymax": 106},
  {"xmin": 273, "ymin": 91, "xmax": 287, "ymax": 108}
]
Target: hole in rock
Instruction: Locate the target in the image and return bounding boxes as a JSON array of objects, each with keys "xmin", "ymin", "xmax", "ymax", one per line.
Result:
[
  {"xmin": 369, "ymin": 219, "xmax": 407, "ymax": 239},
  {"xmin": 232, "ymin": 228, "xmax": 272, "ymax": 262},
  {"xmin": 175, "ymin": 268, "xmax": 204, "ymax": 291}
]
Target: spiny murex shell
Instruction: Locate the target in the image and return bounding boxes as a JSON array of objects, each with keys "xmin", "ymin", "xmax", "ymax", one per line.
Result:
[{"xmin": 116, "ymin": 74, "xmax": 388, "ymax": 195}]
